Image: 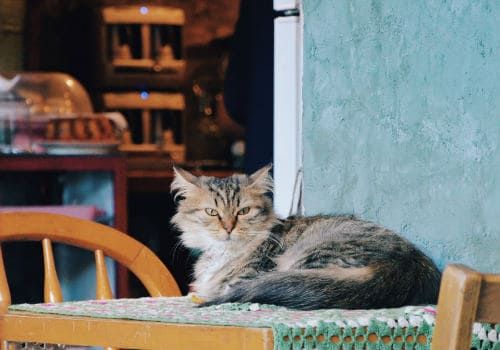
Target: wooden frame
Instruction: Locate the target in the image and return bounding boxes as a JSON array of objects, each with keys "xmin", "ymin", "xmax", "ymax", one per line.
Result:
[
  {"xmin": 431, "ymin": 264, "xmax": 500, "ymax": 350},
  {"xmin": 0, "ymin": 315, "xmax": 274, "ymax": 350}
]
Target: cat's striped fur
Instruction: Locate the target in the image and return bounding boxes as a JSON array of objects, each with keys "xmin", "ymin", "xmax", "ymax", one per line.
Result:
[{"xmin": 171, "ymin": 165, "xmax": 441, "ymax": 310}]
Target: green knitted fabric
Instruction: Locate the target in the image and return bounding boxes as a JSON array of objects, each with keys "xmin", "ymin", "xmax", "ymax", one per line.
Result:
[
  {"xmin": 9, "ymin": 296, "xmax": 500, "ymax": 350},
  {"xmin": 273, "ymin": 319, "xmax": 433, "ymax": 350},
  {"xmin": 471, "ymin": 324, "xmax": 500, "ymax": 350}
]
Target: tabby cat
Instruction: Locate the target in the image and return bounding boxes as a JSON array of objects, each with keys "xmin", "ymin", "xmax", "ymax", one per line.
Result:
[{"xmin": 171, "ymin": 165, "xmax": 441, "ymax": 310}]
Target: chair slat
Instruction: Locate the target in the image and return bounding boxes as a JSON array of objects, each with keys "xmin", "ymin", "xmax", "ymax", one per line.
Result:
[
  {"xmin": 95, "ymin": 249, "xmax": 113, "ymax": 300},
  {"xmin": 95, "ymin": 250, "xmax": 117, "ymax": 350},
  {"xmin": 431, "ymin": 264, "xmax": 500, "ymax": 350},
  {"xmin": 476, "ymin": 274, "xmax": 500, "ymax": 323},
  {"xmin": 42, "ymin": 239, "xmax": 62, "ymax": 303},
  {"xmin": 0, "ymin": 245, "xmax": 11, "ymax": 313}
]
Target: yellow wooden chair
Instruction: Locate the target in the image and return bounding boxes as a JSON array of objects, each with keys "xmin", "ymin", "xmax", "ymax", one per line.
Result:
[
  {"xmin": 0, "ymin": 212, "xmax": 273, "ymax": 350},
  {"xmin": 0, "ymin": 211, "xmax": 181, "ymax": 314},
  {"xmin": 431, "ymin": 264, "xmax": 500, "ymax": 350}
]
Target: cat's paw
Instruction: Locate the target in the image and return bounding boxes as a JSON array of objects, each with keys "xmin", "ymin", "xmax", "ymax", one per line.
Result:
[{"xmin": 190, "ymin": 294, "xmax": 205, "ymax": 305}]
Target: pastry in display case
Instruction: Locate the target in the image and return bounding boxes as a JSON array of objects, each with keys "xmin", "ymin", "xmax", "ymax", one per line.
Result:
[{"xmin": 0, "ymin": 72, "xmax": 127, "ymax": 155}]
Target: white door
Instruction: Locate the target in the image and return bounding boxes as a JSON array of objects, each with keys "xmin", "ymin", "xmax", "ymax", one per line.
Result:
[{"xmin": 273, "ymin": 0, "xmax": 303, "ymax": 217}]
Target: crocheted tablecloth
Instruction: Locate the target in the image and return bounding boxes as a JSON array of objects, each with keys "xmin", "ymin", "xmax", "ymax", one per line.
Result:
[{"xmin": 9, "ymin": 296, "xmax": 500, "ymax": 350}]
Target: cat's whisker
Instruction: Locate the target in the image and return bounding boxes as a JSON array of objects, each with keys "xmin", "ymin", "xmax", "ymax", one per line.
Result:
[
  {"xmin": 169, "ymin": 241, "xmax": 184, "ymax": 262},
  {"xmin": 267, "ymin": 234, "xmax": 284, "ymax": 249}
]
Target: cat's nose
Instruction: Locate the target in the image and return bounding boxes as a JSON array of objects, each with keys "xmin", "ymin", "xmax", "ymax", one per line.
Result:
[{"xmin": 223, "ymin": 220, "xmax": 235, "ymax": 234}]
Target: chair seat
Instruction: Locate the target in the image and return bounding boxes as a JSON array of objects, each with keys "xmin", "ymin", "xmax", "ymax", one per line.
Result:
[{"xmin": 7, "ymin": 295, "xmax": 500, "ymax": 350}]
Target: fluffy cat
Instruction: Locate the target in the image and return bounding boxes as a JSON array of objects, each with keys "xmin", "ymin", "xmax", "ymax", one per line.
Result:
[{"xmin": 171, "ymin": 165, "xmax": 441, "ymax": 310}]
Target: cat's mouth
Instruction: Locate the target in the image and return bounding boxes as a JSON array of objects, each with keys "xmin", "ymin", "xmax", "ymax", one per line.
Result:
[
  {"xmin": 217, "ymin": 232, "xmax": 236, "ymax": 242},
  {"xmin": 215, "ymin": 229, "xmax": 253, "ymax": 242}
]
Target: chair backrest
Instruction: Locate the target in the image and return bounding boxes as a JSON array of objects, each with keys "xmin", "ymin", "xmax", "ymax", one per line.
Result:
[
  {"xmin": 431, "ymin": 264, "xmax": 500, "ymax": 350},
  {"xmin": 0, "ymin": 211, "xmax": 181, "ymax": 312}
]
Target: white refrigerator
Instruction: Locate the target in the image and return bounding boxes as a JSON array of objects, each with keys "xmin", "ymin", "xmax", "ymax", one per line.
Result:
[{"xmin": 273, "ymin": 0, "xmax": 303, "ymax": 217}]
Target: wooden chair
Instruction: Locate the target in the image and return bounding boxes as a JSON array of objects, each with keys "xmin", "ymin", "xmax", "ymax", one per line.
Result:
[
  {"xmin": 431, "ymin": 264, "xmax": 500, "ymax": 350},
  {"xmin": 0, "ymin": 211, "xmax": 181, "ymax": 314},
  {"xmin": 0, "ymin": 212, "xmax": 271, "ymax": 350}
]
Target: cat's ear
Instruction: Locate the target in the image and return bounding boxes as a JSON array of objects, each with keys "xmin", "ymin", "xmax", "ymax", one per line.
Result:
[
  {"xmin": 248, "ymin": 164, "xmax": 273, "ymax": 193},
  {"xmin": 171, "ymin": 166, "xmax": 200, "ymax": 200}
]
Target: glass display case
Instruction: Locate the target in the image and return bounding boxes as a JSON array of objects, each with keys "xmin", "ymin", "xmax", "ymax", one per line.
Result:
[{"xmin": 0, "ymin": 72, "xmax": 127, "ymax": 154}]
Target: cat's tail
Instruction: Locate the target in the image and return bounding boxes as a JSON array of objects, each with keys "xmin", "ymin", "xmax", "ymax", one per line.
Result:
[
  {"xmin": 202, "ymin": 265, "xmax": 440, "ymax": 310},
  {"xmin": 402, "ymin": 252, "xmax": 442, "ymax": 306},
  {"xmin": 204, "ymin": 268, "xmax": 384, "ymax": 310}
]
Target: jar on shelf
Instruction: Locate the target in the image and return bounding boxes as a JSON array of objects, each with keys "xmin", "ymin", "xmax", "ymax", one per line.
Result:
[{"xmin": 0, "ymin": 75, "xmax": 31, "ymax": 153}]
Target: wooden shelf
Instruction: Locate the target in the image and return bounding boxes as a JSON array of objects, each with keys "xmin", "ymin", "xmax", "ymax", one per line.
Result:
[
  {"xmin": 100, "ymin": 6, "xmax": 185, "ymax": 25},
  {"xmin": 127, "ymin": 168, "xmax": 237, "ymax": 193},
  {"xmin": 103, "ymin": 91, "xmax": 185, "ymax": 110}
]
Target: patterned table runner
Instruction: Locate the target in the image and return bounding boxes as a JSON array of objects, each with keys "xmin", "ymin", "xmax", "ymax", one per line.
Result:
[{"xmin": 10, "ymin": 296, "xmax": 500, "ymax": 350}]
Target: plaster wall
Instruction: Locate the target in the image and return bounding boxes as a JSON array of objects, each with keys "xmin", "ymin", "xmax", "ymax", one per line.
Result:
[{"xmin": 302, "ymin": 1, "xmax": 500, "ymax": 272}]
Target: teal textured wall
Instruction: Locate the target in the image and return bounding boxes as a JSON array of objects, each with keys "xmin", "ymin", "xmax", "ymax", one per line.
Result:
[{"xmin": 302, "ymin": 1, "xmax": 500, "ymax": 272}]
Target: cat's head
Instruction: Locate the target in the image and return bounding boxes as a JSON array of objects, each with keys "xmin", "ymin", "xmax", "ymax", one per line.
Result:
[{"xmin": 170, "ymin": 165, "xmax": 278, "ymax": 251}]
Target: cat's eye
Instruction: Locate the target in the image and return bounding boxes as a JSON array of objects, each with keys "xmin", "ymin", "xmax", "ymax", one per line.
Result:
[
  {"xmin": 204, "ymin": 208, "xmax": 219, "ymax": 216},
  {"xmin": 238, "ymin": 207, "xmax": 250, "ymax": 215}
]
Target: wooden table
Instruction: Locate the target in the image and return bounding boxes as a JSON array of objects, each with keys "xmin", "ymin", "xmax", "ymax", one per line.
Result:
[
  {"xmin": 0, "ymin": 154, "xmax": 127, "ymax": 232},
  {"xmin": 0, "ymin": 154, "xmax": 129, "ymax": 297},
  {"xmin": 0, "ymin": 311, "xmax": 274, "ymax": 350}
]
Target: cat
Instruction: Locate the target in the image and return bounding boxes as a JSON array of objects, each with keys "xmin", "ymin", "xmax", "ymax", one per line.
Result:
[{"xmin": 170, "ymin": 165, "xmax": 441, "ymax": 310}]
